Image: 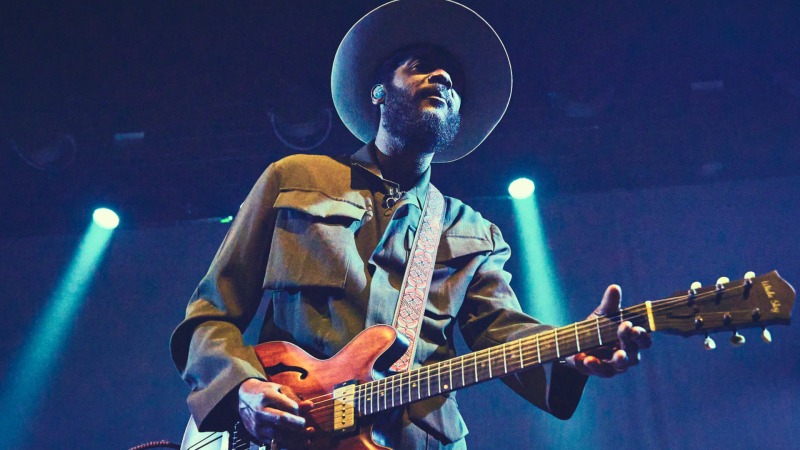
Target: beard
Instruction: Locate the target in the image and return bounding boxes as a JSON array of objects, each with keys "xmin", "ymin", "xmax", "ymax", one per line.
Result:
[{"xmin": 381, "ymin": 84, "xmax": 461, "ymax": 154}]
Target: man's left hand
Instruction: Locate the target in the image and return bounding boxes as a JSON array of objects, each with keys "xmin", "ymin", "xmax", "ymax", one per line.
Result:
[{"xmin": 565, "ymin": 284, "xmax": 652, "ymax": 377}]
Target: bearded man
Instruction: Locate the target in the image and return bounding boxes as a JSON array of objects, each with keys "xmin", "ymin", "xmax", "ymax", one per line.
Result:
[{"xmin": 171, "ymin": 1, "xmax": 651, "ymax": 449}]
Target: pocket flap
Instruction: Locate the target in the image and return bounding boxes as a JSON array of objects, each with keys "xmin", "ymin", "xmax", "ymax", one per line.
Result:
[
  {"xmin": 274, "ymin": 188, "xmax": 366, "ymax": 220},
  {"xmin": 436, "ymin": 234, "xmax": 493, "ymax": 262}
]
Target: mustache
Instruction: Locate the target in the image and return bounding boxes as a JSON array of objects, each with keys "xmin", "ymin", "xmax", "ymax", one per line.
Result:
[{"xmin": 415, "ymin": 85, "xmax": 452, "ymax": 105}]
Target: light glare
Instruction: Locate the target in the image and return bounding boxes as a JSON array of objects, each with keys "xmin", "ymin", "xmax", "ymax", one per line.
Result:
[
  {"xmin": 93, "ymin": 208, "xmax": 119, "ymax": 229},
  {"xmin": 508, "ymin": 178, "xmax": 535, "ymax": 199}
]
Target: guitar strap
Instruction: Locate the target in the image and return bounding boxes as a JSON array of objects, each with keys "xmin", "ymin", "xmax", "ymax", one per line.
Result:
[{"xmin": 390, "ymin": 184, "xmax": 445, "ymax": 372}]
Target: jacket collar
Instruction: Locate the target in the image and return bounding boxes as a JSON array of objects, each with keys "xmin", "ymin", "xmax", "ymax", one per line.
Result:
[{"xmin": 350, "ymin": 143, "xmax": 431, "ymax": 209}]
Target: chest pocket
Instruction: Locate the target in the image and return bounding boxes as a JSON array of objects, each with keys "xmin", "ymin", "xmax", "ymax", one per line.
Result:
[
  {"xmin": 423, "ymin": 234, "xmax": 493, "ymax": 319},
  {"xmin": 264, "ymin": 188, "xmax": 366, "ymax": 291},
  {"xmin": 435, "ymin": 234, "xmax": 493, "ymax": 265}
]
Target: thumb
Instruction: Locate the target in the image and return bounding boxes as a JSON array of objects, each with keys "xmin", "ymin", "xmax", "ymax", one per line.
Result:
[{"xmin": 592, "ymin": 284, "xmax": 621, "ymax": 318}]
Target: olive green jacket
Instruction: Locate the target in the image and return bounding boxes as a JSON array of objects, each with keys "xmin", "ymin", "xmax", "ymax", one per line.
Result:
[{"xmin": 171, "ymin": 144, "xmax": 588, "ymax": 444}]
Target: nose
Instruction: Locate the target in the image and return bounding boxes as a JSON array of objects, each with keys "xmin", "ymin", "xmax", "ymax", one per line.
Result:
[{"xmin": 428, "ymin": 69, "xmax": 453, "ymax": 89}]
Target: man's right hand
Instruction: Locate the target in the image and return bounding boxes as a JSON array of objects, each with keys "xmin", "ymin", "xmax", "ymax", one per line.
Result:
[{"xmin": 238, "ymin": 378, "xmax": 314, "ymax": 448}]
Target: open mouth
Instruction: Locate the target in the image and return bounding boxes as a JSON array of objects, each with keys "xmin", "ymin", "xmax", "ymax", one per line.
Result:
[{"xmin": 417, "ymin": 86, "xmax": 449, "ymax": 105}]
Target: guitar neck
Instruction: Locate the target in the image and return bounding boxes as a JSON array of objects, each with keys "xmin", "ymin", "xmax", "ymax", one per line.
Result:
[{"xmin": 354, "ymin": 304, "xmax": 651, "ymax": 417}]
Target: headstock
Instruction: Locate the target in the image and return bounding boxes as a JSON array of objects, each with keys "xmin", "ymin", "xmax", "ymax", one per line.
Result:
[{"xmin": 649, "ymin": 271, "xmax": 794, "ymax": 346}]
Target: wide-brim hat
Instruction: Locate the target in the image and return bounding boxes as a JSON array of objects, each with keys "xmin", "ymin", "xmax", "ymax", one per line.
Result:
[{"xmin": 332, "ymin": 0, "xmax": 512, "ymax": 163}]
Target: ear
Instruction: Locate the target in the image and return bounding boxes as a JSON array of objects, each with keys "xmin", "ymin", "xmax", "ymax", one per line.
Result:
[{"xmin": 371, "ymin": 84, "xmax": 385, "ymax": 105}]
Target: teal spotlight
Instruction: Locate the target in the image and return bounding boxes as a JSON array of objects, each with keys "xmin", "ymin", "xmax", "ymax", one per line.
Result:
[
  {"xmin": 508, "ymin": 178, "xmax": 535, "ymax": 199},
  {"xmin": 0, "ymin": 220, "xmax": 114, "ymax": 447},
  {"xmin": 93, "ymin": 207, "xmax": 119, "ymax": 229}
]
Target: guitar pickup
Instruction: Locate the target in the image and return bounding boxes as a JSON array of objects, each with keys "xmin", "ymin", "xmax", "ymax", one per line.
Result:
[{"xmin": 332, "ymin": 380, "xmax": 357, "ymax": 434}]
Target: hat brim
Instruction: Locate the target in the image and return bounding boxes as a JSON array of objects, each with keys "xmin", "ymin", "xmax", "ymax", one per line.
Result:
[{"xmin": 332, "ymin": 0, "xmax": 512, "ymax": 163}]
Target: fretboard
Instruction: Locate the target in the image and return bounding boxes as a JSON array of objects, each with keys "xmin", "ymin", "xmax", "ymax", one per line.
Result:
[{"xmin": 354, "ymin": 304, "xmax": 651, "ymax": 417}]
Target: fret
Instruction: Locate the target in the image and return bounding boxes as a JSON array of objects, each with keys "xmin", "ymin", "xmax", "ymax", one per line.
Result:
[
  {"xmin": 554, "ymin": 328, "xmax": 560, "ymax": 359},
  {"xmin": 574, "ymin": 323, "xmax": 580, "ymax": 353},
  {"xmin": 357, "ymin": 385, "xmax": 362, "ymax": 416},
  {"xmin": 369, "ymin": 382, "xmax": 374, "ymax": 414},
  {"xmin": 377, "ymin": 379, "xmax": 383, "ymax": 411},
  {"xmin": 460, "ymin": 355, "xmax": 465, "ymax": 387},
  {"xmin": 595, "ymin": 317, "xmax": 603, "ymax": 346},
  {"xmin": 518, "ymin": 339, "xmax": 524, "ymax": 369},
  {"xmin": 407, "ymin": 372, "xmax": 412, "ymax": 403},
  {"xmin": 502, "ymin": 343, "xmax": 508, "ymax": 374},
  {"xmin": 376, "ymin": 382, "xmax": 380, "ymax": 412},
  {"xmin": 473, "ymin": 352, "xmax": 478, "ymax": 383},
  {"xmin": 382, "ymin": 378, "xmax": 387, "ymax": 409},
  {"xmin": 536, "ymin": 334, "xmax": 541, "ymax": 364},
  {"xmin": 487, "ymin": 347, "xmax": 492, "ymax": 378},
  {"xmin": 391, "ymin": 374, "xmax": 395, "ymax": 407},
  {"xmin": 427, "ymin": 366, "xmax": 431, "ymax": 397},
  {"xmin": 363, "ymin": 383, "xmax": 368, "ymax": 415},
  {"xmin": 364, "ymin": 384, "xmax": 368, "ymax": 416},
  {"xmin": 406, "ymin": 372, "xmax": 414, "ymax": 402},
  {"xmin": 377, "ymin": 378, "xmax": 383, "ymax": 411},
  {"xmin": 437, "ymin": 362, "xmax": 443, "ymax": 392},
  {"xmin": 397, "ymin": 373, "xmax": 403, "ymax": 405},
  {"xmin": 416, "ymin": 370, "xmax": 421, "ymax": 401},
  {"xmin": 447, "ymin": 360, "xmax": 452, "ymax": 391}
]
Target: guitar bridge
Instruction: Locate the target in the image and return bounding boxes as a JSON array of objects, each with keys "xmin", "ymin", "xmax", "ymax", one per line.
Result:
[{"xmin": 332, "ymin": 380, "xmax": 357, "ymax": 435}]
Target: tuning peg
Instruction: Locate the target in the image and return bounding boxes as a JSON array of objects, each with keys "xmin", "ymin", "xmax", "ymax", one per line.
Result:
[
  {"xmin": 689, "ymin": 281, "xmax": 702, "ymax": 303},
  {"xmin": 761, "ymin": 327, "xmax": 773, "ymax": 344},
  {"xmin": 716, "ymin": 276, "xmax": 729, "ymax": 290},
  {"xmin": 730, "ymin": 331, "xmax": 746, "ymax": 347},
  {"xmin": 744, "ymin": 271, "xmax": 756, "ymax": 283},
  {"xmin": 703, "ymin": 335, "xmax": 716, "ymax": 350}
]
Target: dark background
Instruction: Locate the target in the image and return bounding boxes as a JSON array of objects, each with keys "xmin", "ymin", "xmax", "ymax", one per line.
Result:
[
  {"xmin": 1, "ymin": 1, "xmax": 798, "ymax": 449},
  {"xmin": 2, "ymin": 0, "xmax": 800, "ymax": 237}
]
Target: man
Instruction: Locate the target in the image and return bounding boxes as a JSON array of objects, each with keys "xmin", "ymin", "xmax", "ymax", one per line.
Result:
[{"xmin": 171, "ymin": 1, "xmax": 651, "ymax": 448}]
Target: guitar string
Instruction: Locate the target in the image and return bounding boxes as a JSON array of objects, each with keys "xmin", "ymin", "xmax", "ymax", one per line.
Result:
[
  {"xmin": 269, "ymin": 281, "xmax": 761, "ymax": 423},
  {"xmin": 302, "ymin": 280, "xmax": 757, "ymax": 416},
  {"xmin": 183, "ymin": 280, "xmax": 765, "ymax": 442}
]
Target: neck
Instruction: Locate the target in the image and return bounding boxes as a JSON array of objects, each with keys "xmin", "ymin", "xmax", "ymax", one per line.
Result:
[{"xmin": 374, "ymin": 128, "xmax": 434, "ymax": 190}]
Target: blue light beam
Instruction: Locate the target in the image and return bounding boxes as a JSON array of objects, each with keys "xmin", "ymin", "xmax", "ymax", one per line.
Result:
[
  {"xmin": 0, "ymin": 222, "xmax": 114, "ymax": 446},
  {"xmin": 512, "ymin": 196, "xmax": 569, "ymax": 326}
]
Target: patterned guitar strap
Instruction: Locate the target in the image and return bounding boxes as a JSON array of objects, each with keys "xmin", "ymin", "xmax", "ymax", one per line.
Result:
[{"xmin": 390, "ymin": 184, "xmax": 445, "ymax": 373}]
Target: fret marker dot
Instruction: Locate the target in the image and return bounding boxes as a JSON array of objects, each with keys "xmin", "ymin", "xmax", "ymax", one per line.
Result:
[{"xmin": 443, "ymin": 384, "xmax": 449, "ymax": 389}]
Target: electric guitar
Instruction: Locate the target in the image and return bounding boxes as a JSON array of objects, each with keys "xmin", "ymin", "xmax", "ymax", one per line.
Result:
[{"xmin": 181, "ymin": 270, "xmax": 794, "ymax": 450}]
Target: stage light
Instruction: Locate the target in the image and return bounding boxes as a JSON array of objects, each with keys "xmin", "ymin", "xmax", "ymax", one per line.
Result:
[
  {"xmin": 93, "ymin": 208, "xmax": 119, "ymax": 229},
  {"xmin": 508, "ymin": 178, "xmax": 535, "ymax": 199},
  {"xmin": 512, "ymin": 196, "xmax": 568, "ymax": 326},
  {"xmin": 0, "ymin": 221, "xmax": 114, "ymax": 447}
]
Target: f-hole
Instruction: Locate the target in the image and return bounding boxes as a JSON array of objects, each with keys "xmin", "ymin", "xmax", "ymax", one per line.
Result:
[{"xmin": 264, "ymin": 362, "xmax": 310, "ymax": 380}]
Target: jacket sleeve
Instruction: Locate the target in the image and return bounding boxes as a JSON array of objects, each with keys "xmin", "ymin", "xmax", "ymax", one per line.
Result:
[
  {"xmin": 456, "ymin": 223, "xmax": 589, "ymax": 419},
  {"xmin": 169, "ymin": 162, "xmax": 281, "ymax": 431}
]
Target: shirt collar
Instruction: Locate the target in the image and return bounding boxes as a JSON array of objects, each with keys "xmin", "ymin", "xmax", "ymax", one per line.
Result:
[{"xmin": 350, "ymin": 142, "xmax": 431, "ymax": 209}]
